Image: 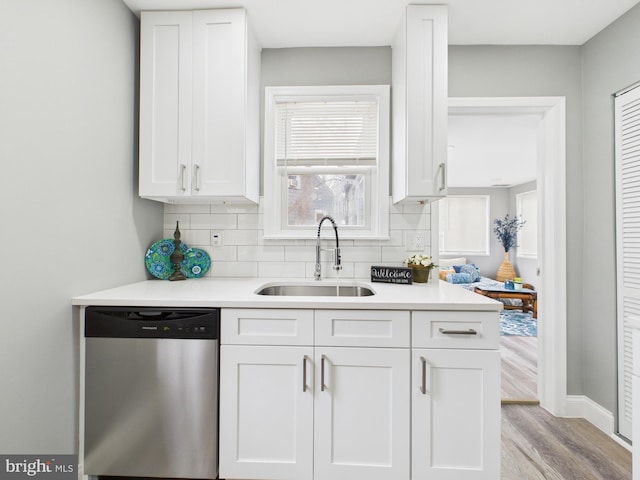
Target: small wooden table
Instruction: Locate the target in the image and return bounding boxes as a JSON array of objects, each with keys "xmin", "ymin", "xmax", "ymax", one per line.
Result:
[{"xmin": 474, "ymin": 284, "xmax": 537, "ymax": 318}]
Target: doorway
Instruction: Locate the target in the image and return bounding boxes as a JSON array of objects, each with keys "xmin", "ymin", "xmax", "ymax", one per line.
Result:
[{"xmin": 445, "ymin": 97, "xmax": 567, "ymax": 415}]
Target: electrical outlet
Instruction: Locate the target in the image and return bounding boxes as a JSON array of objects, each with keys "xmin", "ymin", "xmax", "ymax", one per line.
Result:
[
  {"xmin": 414, "ymin": 233, "xmax": 424, "ymax": 250},
  {"xmin": 406, "ymin": 232, "xmax": 426, "ymax": 252},
  {"xmin": 211, "ymin": 231, "xmax": 223, "ymax": 247}
]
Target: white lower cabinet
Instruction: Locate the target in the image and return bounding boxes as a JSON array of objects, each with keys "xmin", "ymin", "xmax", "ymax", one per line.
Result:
[
  {"xmin": 219, "ymin": 308, "xmax": 499, "ymax": 480},
  {"xmin": 219, "ymin": 345, "xmax": 314, "ymax": 480},
  {"xmin": 411, "ymin": 349, "xmax": 501, "ymax": 480},
  {"xmin": 314, "ymin": 347, "xmax": 410, "ymax": 480}
]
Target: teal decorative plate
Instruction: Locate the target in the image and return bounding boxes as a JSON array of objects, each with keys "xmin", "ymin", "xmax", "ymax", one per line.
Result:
[
  {"xmin": 145, "ymin": 239, "xmax": 190, "ymax": 280},
  {"xmin": 182, "ymin": 248, "xmax": 211, "ymax": 278}
]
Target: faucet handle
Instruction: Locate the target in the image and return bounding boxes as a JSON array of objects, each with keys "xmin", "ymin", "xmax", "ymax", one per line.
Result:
[{"xmin": 333, "ymin": 247, "xmax": 342, "ymax": 271}]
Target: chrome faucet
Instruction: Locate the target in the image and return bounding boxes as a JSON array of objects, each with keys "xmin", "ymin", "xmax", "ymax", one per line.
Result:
[{"xmin": 315, "ymin": 216, "xmax": 342, "ymax": 280}]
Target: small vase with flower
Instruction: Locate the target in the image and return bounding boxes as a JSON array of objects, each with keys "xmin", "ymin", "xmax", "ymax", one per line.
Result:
[{"xmin": 405, "ymin": 254, "xmax": 437, "ymax": 283}]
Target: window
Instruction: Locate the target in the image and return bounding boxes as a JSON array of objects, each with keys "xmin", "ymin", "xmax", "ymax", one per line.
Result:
[
  {"xmin": 516, "ymin": 190, "xmax": 537, "ymax": 258},
  {"xmin": 263, "ymin": 85, "xmax": 389, "ymax": 239},
  {"xmin": 438, "ymin": 195, "xmax": 490, "ymax": 256}
]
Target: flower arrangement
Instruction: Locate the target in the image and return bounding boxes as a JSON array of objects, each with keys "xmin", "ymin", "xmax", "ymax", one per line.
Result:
[
  {"xmin": 493, "ymin": 214, "xmax": 525, "ymax": 252},
  {"xmin": 405, "ymin": 254, "xmax": 437, "ymax": 268}
]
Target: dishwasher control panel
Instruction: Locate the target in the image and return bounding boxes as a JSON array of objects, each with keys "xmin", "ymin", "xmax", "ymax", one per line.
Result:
[{"xmin": 85, "ymin": 307, "xmax": 220, "ymax": 340}]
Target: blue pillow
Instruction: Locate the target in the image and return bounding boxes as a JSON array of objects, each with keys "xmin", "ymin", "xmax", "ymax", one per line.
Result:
[
  {"xmin": 453, "ymin": 265, "xmax": 463, "ymax": 273},
  {"xmin": 460, "ymin": 264, "xmax": 480, "ymax": 282},
  {"xmin": 446, "ymin": 272, "xmax": 474, "ymax": 284}
]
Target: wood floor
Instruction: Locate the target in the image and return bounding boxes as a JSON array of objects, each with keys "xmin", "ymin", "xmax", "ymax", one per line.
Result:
[
  {"xmin": 500, "ymin": 335, "xmax": 632, "ymax": 478},
  {"xmin": 501, "ymin": 335, "xmax": 538, "ymax": 402},
  {"xmin": 502, "ymin": 404, "xmax": 632, "ymax": 479}
]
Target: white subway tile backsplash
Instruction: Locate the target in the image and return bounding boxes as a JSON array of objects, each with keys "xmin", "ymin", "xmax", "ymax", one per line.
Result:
[
  {"xmin": 259, "ymin": 261, "xmax": 306, "ymax": 278},
  {"xmin": 339, "ymin": 245, "xmax": 382, "ymax": 262},
  {"xmin": 237, "ymin": 213, "xmax": 263, "ymax": 229},
  {"xmin": 381, "ymin": 245, "xmax": 415, "ymax": 263},
  {"xmin": 181, "ymin": 229, "xmax": 212, "ymax": 246},
  {"xmin": 225, "ymin": 229, "xmax": 258, "ymax": 245},
  {"xmin": 284, "ymin": 245, "xmax": 315, "ymax": 262},
  {"xmin": 164, "ymin": 213, "xmax": 190, "ymax": 230},
  {"xmin": 191, "ymin": 213, "xmax": 237, "ymax": 230},
  {"xmin": 164, "ymin": 198, "xmax": 432, "ymax": 279},
  {"xmin": 238, "ymin": 245, "xmax": 285, "ymax": 262},
  {"xmin": 211, "ymin": 261, "xmax": 258, "ymax": 278},
  {"xmin": 389, "ymin": 212, "xmax": 430, "ymax": 230},
  {"xmin": 209, "ymin": 245, "xmax": 238, "ymax": 262}
]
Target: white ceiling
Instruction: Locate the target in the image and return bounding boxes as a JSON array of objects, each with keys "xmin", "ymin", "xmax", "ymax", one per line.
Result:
[
  {"xmin": 122, "ymin": 0, "xmax": 640, "ymax": 47},
  {"xmin": 447, "ymin": 114, "xmax": 539, "ymax": 188}
]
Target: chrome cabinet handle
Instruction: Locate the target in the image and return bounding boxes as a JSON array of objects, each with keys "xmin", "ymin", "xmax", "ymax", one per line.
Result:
[
  {"xmin": 179, "ymin": 164, "xmax": 187, "ymax": 191},
  {"xmin": 194, "ymin": 164, "xmax": 201, "ymax": 191},
  {"xmin": 438, "ymin": 328, "xmax": 477, "ymax": 335},
  {"xmin": 303, "ymin": 355, "xmax": 308, "ymax": 392},
  {"xmin": 438, "ymin": 162, "xmax": 446, "ymax": 192},
  {"xmin": 320, "ymin": 354, "xmax": 326, "ymax": 392},
  {"xmin": 420, "ymin": 356, "xmax": 427, "ymax": 395}
]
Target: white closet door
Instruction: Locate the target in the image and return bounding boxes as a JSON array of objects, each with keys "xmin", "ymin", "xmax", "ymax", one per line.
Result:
[{"xmin": 616, "ymin": 84, "xmax": 640, "ymax": 440}]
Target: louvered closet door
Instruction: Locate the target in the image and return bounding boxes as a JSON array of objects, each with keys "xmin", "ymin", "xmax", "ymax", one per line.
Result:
[{"xmin": 616, "ymin": 85, "xmax": 640, "ymax": 440}]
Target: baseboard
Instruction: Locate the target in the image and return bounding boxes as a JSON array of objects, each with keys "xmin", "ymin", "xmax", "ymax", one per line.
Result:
[{"xmin": 564, "ymin": 395, "xmax": 615, "ymax": 435}]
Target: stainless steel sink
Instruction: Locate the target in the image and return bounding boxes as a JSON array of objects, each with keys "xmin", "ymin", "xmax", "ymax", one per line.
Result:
[{"xmin": 256, "ymin": 283, "xmax": 375, "ymax": 297}]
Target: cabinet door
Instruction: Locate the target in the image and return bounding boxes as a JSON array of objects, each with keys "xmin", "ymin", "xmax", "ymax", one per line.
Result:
[
  {"xmin": 219, "ymin": 345, "xmax": 314, "ymax": 480},
  {"xmin": 412, "ymin": 349, "xmax": 500, "ymax": 480},
  {"xmin": 392, "ymin": 5, "xmax": 447, "ymax": 203},
  {"xmin": 139, "ymin": 11, "xmax": 193, "ymax": 198},
  {"xmin": 314, "ymin": 347, "xmax": 410, "ymax": 480},
  {"xmin": 192, "ymin": 9, "xmax": 249, "ymax": 198}
]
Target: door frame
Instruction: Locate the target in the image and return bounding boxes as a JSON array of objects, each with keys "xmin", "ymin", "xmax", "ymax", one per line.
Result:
[{"xmin": 448, "ymin": 96, "xmax": 567, "ymax": 415}]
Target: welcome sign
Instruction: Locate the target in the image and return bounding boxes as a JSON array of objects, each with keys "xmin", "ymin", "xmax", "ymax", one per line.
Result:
[{"xmin": 370, "ymin": 266, "xmax": 412, "ymax": 284}]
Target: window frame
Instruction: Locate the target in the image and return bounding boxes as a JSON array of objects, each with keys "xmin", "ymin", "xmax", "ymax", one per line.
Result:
[
  {"xmin": 438, "ymin": 194, "xmax": 491, "ymax": 257},
  {"xmin": 263, "ymin": 85, "xmax": 390, "ymax": 239},
  {"xmin": 516, "ymin": 189, "xmax": 538, "ymax": 259}
]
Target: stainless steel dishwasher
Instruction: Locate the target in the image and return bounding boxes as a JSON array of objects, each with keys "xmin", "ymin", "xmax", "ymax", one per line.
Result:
[{"xmin": 83, "ymin": 306, "xmax": 220, "ymax": 479}]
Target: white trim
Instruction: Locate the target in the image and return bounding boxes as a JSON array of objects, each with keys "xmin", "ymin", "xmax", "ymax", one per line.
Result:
[
  {"xmin": 562, "ymin": 395, "xmax": 631, "ymax": 451},
  {"xmin": 565, "ymin": 395, "xmax": 616, "ymax": 436},
  {"xmin": 449, "ymin": 96, "xmax": 567, "ymax": 416},
  {"xmin": 516, "ymin": 189, "xmax": 538, "ymax": 259}
]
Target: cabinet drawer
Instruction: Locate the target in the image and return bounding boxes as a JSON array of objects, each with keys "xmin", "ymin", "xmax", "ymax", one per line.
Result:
[
  {"xmin": 315, "ymin": 310, "xmax": 410, "ymax": 347},
  {"xmin": 412, "ymin": 311, "xmax": 499, "ymax": 349},
  {"xmin": 222, "ymin": 309, "xmax": 313, "ymax": 345}
]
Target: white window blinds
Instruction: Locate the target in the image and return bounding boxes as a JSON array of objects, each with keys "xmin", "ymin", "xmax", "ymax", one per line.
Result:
[
  {"xmin": 275, "ymin": 100, "xmax": 378, "ymax": 166},
  {"xmin": 438, "ymin": 195, "xmax": 490, "ymax": 255}
]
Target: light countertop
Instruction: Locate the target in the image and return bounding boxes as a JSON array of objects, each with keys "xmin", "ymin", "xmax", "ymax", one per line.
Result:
[{"xmin": 72, "ymin": 278, "xmax": 502, "ymax": 311}]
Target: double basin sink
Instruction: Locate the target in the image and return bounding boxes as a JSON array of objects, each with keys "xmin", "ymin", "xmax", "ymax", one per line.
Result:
[{"xmin": 256, "ymin": 282, "xmax": 375, "ymax": 297}]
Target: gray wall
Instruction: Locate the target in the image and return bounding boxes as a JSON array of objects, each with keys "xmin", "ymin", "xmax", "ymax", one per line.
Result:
[
  {"xmin": 0, "ymin": 0, "xmax": 163, "ymax": 452},
  {"xmin": 449, "ymin": 45, "xmax": 585, "ymax": 396},
  {"xmin": 581, "ymin": 4, "xmax": 640, "ymax": 413}
]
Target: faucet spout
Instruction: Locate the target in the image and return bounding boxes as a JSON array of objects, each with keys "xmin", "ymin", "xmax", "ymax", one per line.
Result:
[{"xmin": 315, "ymin": 216, "xmax": 342, "ymax": 280}]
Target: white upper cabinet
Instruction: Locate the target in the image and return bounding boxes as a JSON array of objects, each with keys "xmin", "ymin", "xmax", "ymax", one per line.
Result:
[
  {"xmin": 139, "ymin": 9, "xmax": 260, "ymax": 204},
  {"xmin": 392, "ymin": 5, "xmax": 448, "ymax": 204}
]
